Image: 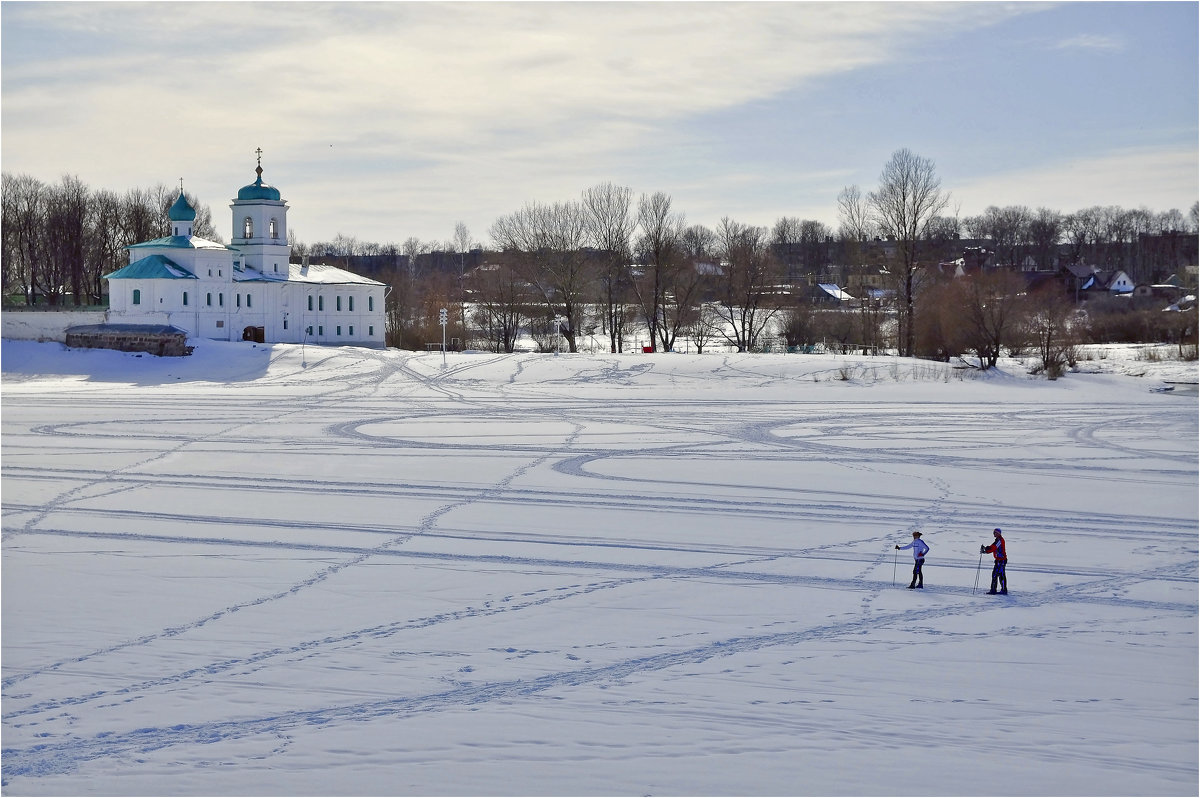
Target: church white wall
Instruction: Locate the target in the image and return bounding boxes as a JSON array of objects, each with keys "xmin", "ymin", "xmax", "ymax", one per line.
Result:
[
  {"xmin": 107, "ymin": 279, "xmax": 384, "ymax": 346},
  {"xmin": 284, "ymin": 284, "xmax": 385, "ymax": 346}
]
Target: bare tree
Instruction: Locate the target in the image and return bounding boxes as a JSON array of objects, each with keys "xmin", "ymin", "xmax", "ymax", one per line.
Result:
[
  {"xmin": 452, "ymin": 222, "xmax": 472, "ymax": 254},
  {"xmin": 867, "ymin": 148, "xmax": 950, "ymax": 357},
  {"xmin": 490, "ymin": 199, "xmax": 591, "ymax": 352},
  {"xmin": 681, "ymin": 224, "xmax": 716, "ymax": 260},
  {"xmin": 43, "ymin": 175, "xmax": 89, "ymax": 305},
  {"xmin": 958, "ymin": 270, "xmax": 1028, "ymax": 369},
  {"xmin": 836, "ymin": 184, "xmax": 876, "ymax": 270},
  {"xmin": 2, "ymin": 173, "xmax": 47, "ymax": 305},
  {"xmin": 682, "ymin": 302, "xmax": 723, "ymax": 353},
  {"xmin": 778, "ymin": 302, "xmax": 818, "ymax": 350},
  {"xmin": 1024, "ymin": 283, "xmax": 1078, "ymax": 379},
  {"xmin": 85, "ymin": 188, "xmax": 125, "ymax": 304},
  {"xmin": 581, "ymin": 182, "xmax": 635, "ymax": 352},
  {"xmin": 1026, "ymin": 208, "xmax": 1064, "ymax": 272},
  {"xmin": 771, "ymin": 216, "xmax": 803, "ymax": 276},
  {"xmin": 964, "ymin": 205, "xmax": 1031, "ymax": 268},
  {"xmin": 913, "ymin": 277, "xmax": 970, "ymax": 362},
  {"xmin": 467, "ymin": 256, "xmax": 531, "ymax": 352},
  {"xmin": 117, "ymin": 186, "xmax": 159, "ymax": 247},
  {"xmin": 712, "ymin": 217, "xmax": 783, "ymax": 352},
  {"xmin": 450, "ymin": 221, "xmax": 472, "ymax": 328},
  {"xmin": 632, "ymin": 191, "xmax": 692, "ymax": 352},
  {"xmin": 836, "ymin": 184, "xmax": 874, "ymax": 242},
  {"xmin": 774, "ymin": 217, "xmax": 831, "ymax": 276}
]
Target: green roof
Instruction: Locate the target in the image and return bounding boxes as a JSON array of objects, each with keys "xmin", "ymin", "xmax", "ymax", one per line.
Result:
[
  {"xmin": 104, "ymin": 254, "xmax": 197, "ymax": 280},
  {"xmin": 168, "ymin": 193, "xmax": 196, "ymax": 221},
  {"xmin": 237, "ymin": 176, "xmax": 281, "ymax": 201}
]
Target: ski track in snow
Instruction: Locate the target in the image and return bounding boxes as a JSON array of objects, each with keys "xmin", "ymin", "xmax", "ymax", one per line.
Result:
[{"xmin": 2, "ymin": 347, "xmax": 1196, "ymax": 791}]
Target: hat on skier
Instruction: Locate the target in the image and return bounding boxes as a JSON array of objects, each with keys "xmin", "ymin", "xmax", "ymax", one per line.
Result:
[
  {"xmin": 912, "ymin": 531, "xmax": 922, "ymax": 537},
  {"xmin": 993, "ymin": 528, "xmax": 1002, "ymax": 535}
]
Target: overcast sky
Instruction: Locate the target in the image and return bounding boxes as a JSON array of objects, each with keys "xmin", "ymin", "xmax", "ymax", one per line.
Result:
[{"xmin": 2, "ymin": 1, "xmax": 1196, "ymax": 249}]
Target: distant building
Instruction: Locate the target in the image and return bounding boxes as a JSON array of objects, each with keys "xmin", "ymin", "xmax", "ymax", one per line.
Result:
[
  {"xmin": 104, "ymin": 155, "xmax": 387, "ymax": 346},
  {"xmin": 809, "ymin": 283, "xmax": 855, "ymax": 305}
]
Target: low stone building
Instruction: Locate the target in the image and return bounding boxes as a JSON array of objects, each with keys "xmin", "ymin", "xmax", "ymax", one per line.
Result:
[{"xmin": 65, "ymin": 324, "xmax": 191, "ymax": 357}]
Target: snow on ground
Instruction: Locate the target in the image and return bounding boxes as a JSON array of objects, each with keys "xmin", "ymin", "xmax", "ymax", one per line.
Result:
[{"xmin": 1, "ymin": 339, "xmax": 1197, "ymax": 796}]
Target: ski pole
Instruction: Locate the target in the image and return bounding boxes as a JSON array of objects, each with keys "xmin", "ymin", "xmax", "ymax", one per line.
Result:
[
  {"xmin": 972, "ymin": 550, "xmax": 983, "ymax": 594},
  {"xmin": 892, "ymin": 547, "xmax": 898, "ymax": 587}
]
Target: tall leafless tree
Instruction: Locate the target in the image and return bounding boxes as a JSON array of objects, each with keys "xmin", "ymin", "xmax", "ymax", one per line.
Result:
[
  {"xmin": 713, "ymin": 217, "xmax": 782, "ymax": 352},
  {"xmin": 681, "ymin": 224, "xmax": 717, "ymax": 261},
  {"xmin": 467, "ymin": 256, "xmax": 531, "ymax": 352},
  {"xmin": 1026, "ymin": 208, "xmax": 1064, "ymax": 272},
  {"xmin": 85, "ymin": 188, "xmax": 125, "ymax": 303},
  {"xmin": 490, "ymin": 199, "xmax": 591, "ymax": 352},
  {"xmin": 867, "ymin": 148, "xmax": 950, "ymax": 357},
  {"xmin": 836, "ymin": 184, "xmax": 876, "ymax": 270},
  {"xmin": 964, "ymin": 205, "xmax": 1031, "ymax": 268},
  {"xmin": 632, "ymin": 191, "xmax": 689, "ymax": 351},
  {"xmin": 2, "ymin": 173, "xmax": 47, "ymax": 305},
  {"xmin": 581, "ymin": 182, "xmax": 635, "ymax": 352},
  {"xmin": 43, "ymin": 175, "xmax": 89, "ymax": 305}
]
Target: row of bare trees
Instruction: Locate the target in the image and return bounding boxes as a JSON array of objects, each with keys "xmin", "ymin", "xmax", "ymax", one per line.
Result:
[
  {"xmin": 482, "ymin": 185, "xmax": 796, "ymax": 354},
  {"xmin": 2, "ymin": 173, "xmax": 220, "ymax": 306}
]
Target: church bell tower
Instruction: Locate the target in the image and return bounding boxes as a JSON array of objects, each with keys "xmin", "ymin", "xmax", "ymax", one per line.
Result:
[{"xmin": 231, "ymin": 148, "xmax": 291, "ymax": 277}]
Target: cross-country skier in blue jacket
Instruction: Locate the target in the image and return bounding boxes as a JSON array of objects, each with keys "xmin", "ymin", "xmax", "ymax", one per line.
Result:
[{"xmin": 896, "ymin": 531, "xmax": 930, "ymax": 589}]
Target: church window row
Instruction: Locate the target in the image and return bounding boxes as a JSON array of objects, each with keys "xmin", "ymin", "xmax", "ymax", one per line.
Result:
[
  {"xmin": 312, "ymin": 325, "xmax": 359, "ymax": 337},
  {"xmin": 130, "ymin": 288, "xmax": 272, "ymax": 312},
  {"xmin": 306, "ymin": 294, "xmax": 372, "ymax": 312}
]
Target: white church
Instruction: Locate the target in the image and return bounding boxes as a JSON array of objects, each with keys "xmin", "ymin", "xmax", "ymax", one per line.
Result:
[{"xmin": 104, "ymin": 156, "xmax": 387, "ymax": 347}]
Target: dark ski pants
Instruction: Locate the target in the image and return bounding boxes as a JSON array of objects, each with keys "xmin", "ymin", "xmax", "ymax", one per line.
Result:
[
  {"xmin": 990, "ymin": 559, "xmax": 1007, "ymax": 593},
  {"xmin": 910, "ymin": 558, "xmax": 924, "ymax": 588}
]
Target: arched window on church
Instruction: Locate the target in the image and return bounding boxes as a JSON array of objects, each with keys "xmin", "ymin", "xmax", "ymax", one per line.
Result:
[
  {"xmin": 269, "ymin": 218, "xmax": 278, "ymax": 239},
  {"xmin": 243, "ymin": 217, "xmax": 254, "ymax": 238},
  {"xmin": 132, "ymin": 289, "xmax": 141, "ymax": 305}
]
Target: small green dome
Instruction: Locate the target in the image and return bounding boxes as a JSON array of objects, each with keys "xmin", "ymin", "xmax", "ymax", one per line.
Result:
[{"xmin": 168, "ymin": 192, "xmax": 196, "ymax": 221}]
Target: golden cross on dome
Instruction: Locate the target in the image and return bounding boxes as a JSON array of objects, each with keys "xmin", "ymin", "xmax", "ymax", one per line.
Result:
[{"xmin": 255, "ymin": 147, "xmax": 264, "ymax": 180}]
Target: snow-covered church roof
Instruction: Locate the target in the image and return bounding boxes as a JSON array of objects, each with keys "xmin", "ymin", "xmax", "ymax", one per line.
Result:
[
  {"xmin": 233, "ymin": 261, "xmax": 386, "ymax": 286},
  {"xmin": 287, "ymin": 262, "xmax": 385, "ymax": 286}
]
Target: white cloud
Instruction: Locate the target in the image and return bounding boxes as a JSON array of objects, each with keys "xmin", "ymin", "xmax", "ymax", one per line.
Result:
[{"xmin": 1054, "ymin": 33, "xmax": 1125, "ymax": 52}]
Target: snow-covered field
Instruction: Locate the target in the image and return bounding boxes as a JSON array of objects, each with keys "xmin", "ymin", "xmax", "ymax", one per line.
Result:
[{"xmin": 2, "ymin": 339, "xmax": 1197, "ymax": 796}]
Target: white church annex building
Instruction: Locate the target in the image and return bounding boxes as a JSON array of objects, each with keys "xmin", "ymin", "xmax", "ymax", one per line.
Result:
[{"xmin": 104, "ymin": 155, "xmax": 386, "ymax": 347}]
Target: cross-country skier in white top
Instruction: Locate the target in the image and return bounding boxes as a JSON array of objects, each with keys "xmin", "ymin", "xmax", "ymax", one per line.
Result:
[{"xmin": 896, "ymin": 531, "xmax": 930, "ymax": 589}]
